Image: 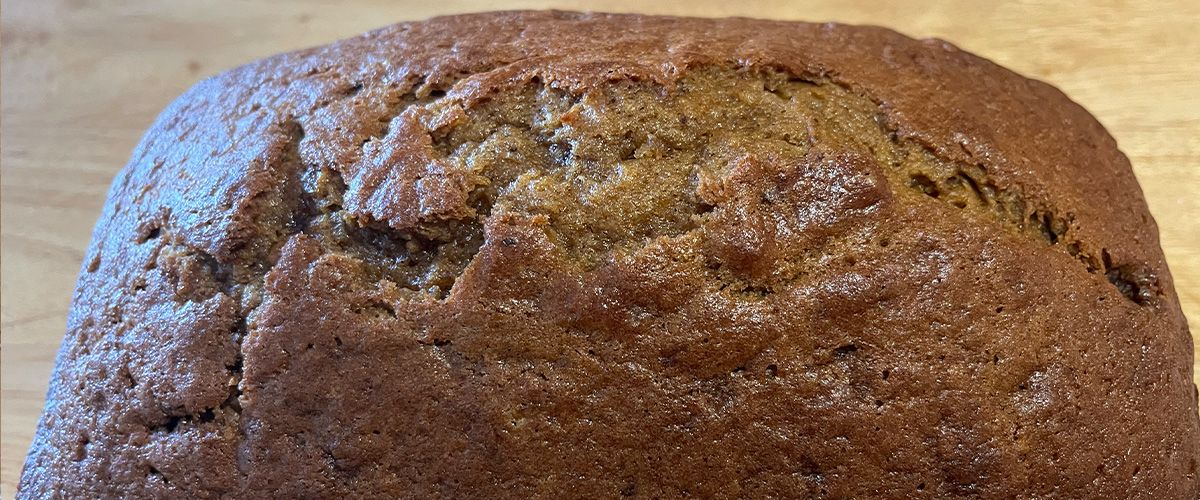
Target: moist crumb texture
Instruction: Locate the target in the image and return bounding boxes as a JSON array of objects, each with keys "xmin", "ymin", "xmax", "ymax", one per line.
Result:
[{"xmin": 18, "ymin": 11, "xmax": 1199, "ymax": 499}]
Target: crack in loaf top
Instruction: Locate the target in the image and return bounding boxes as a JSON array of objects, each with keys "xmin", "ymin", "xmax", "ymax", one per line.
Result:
[
  {"xmin": 19, "ymin": 9, "xmax": 1196, "ymax": 499},
  {"xmin": 207, "ymin": 10, "xmax": 1171, "ymax": 299}
]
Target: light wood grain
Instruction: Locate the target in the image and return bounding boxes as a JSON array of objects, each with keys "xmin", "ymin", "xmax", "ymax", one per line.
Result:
[{"xmin": 2, "ymin": 0, "xmax": 1198, "ymax": 495}]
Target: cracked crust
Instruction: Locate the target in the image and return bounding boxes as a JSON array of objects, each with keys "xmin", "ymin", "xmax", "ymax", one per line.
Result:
[{"xmin": 19, "ymin": 11, "xmax": 1199, "ymax": 498}]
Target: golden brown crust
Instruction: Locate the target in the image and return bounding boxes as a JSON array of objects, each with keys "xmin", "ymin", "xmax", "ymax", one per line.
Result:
[{"xmin": 19, "ymin": 11, "xmax": 1198, "ymax": 498}]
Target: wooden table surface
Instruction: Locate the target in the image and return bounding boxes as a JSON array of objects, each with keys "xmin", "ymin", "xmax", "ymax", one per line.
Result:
[{"xmin": 3, "ymin": 0, "xmax": 1198, "ymax": 494}]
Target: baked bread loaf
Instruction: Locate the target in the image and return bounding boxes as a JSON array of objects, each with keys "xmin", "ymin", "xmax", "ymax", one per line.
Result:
[{"xmin": 19, "ymin": 11, "xmax": 1199, "ymax": 498}]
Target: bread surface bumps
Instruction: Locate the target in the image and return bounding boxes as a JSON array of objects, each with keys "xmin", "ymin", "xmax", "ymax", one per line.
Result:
[{"xmin": 19, "ymin": 11, "xmax": 1199, "ymax": 498}]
